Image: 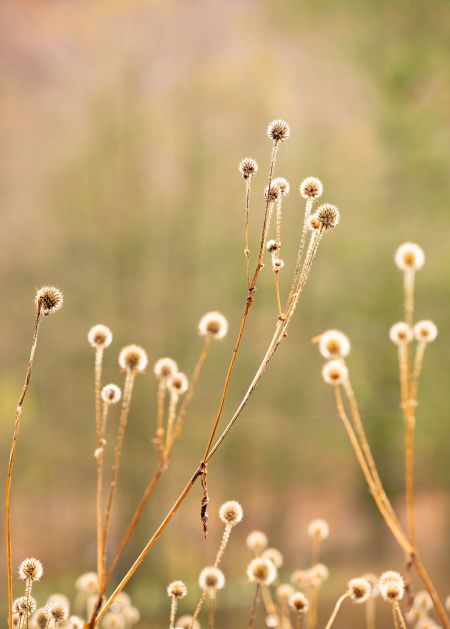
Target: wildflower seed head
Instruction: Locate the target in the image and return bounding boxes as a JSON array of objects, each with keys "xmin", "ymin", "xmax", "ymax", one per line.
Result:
[
  {"xmin": 307, "ymin": 215, "xmax": 322, "ymax": 231},
  {"xmin": 88, "ymin": 324, "xmax": 113, "ymax": 349},
  {"xmin": 67, "ymin": 617, "xmax": 84, "ymax": 629},
  {"xmin": 413, "ymin": 590, "xmax": 433, "ymax": 612},
  {"xmin": 348, "ymin": 578, "xmax": 372, "ymax": 604},
  {"xmin": 18, "ymin": 557, "xmax": 43, "ymax": 582},
  {"xmin": 32, "ymin": 608, "xmax": 50, "ymax": 628},
  {"xmin": 265, "ymin": 614, "xmax": 279, "ymax": 627},
  {"xmin": 246, "ymin": 530, "xmax": 268, "ymax": 553},
  {"xmin": 308, "ymin": 563, "xmax": 329, "ymax": 586},
  {"xmin": 102, "ymin": 613, "xmax": 125, "ymax": 629},
  {"xmin": 288, "ymin": 592, "xmax": 309, "ymax": 614},
  {"xmin": 315, "ymin": 204, "xmax": 340, "ymax": 230},
  {"xmin": 266, "ymin": 239, "xmax": 279, "ymax": 253},
  {"xmin": 378, "ymin": 571, "xmax": 405, "ymax": 602},
  {"xmin": 272, "ymin": 258, "xmax": 285, "ymax": 272},
  {"xmin": 176, "ymin": 617, "xmax": 200, "ymax": 629},
  {"xmin": 199, "ymin": 566, "xmax": 225, "ymax": 591},
  {"xmin": 75, "ymin": 572, "xmax": 99, "ymax": 594},
  {"xmin": 199, "ymin": 311, "xmax": 228, "ymax": 340},
  {"xmin": 389, "ymin": 322, "xmax": 413, "ymax": 345},
  {"xmin": 395, "ymin": 242, "xmax": 425, "ymax": 272},
  {"xmin": 14, "ymin": 596, "xmax": 37, "ymax": 616},
  {"xmin": 247, "ymin": 558, "xmax": 277, "ymax": 585},
  {"xmin": 262, "ymin": 548, "xmax": 283, "ymax": 569},
  {"xmin": 264, "ymin": 183, "xmax": 282, "ymax": 203},
  {"xmin": 414, "ymin": 320, "xmax": 438, "ymax": 343},
  {"xmin": 46, "ymin": 601, "xmax": 69, "ymax": 623},
  {"xmin": 291, "ymin": 570, "xmax": 310, "ymax": 588},
  {"xmin": 47, "ymin": 594, "xmax": 70, "ymax": 611},
  {"xmin": 322, "ymin": 359, "xmax": 348, "ymax": 385},
  {"xmin": 273, "ymin": 177, "xmax": 290, "ymax": 196},
  {"xmin": 118, "ymin": 345, "xmax": 148, "ymax": 374},
  {"xmin": 277, "ymin": 583, "xmax": 295, "ymax": 602},
  {"xmin": 318, "ymin": 330, "xmax": 351, "ymax": 359},
  {"xmin": 123, "ymin": 606, "xmax": 140, "ymax": 625},
  {"xmin": 361, "ymin": 573, "xmax": 379, "ymax": 597},
  {"xmin": 300, "ymin": 177, "xmax": 323, "ymax": 200},
  {"xmin": 154, "ymin": 357, "xmax": 178, "ymax": 380},
  {"xmin": 35, "ymin": 286, "xmax": 63, "ymax": 315},
  {"xmin": 307, "ymin": 519, "xmax": 330, "ymax": 540},
  {"xmin": 167, "ymin": 372, "xmax": 189, "ymax": 396},
  {"xmin": 267, "ymin": 119, "xmax": 290, "ymax": 142},
  {"xmin": 101, "ymin": 383, "xmax": 122, "ymax": 405},
  {"xmin": 110, "ymin": 591, "xmax": 131, "ymax": 614},
  {"xmin": 219, "ymin": 500, "xmax": 244, "ymax": 526},
  {"xmin": 239, "ymin": 157, "xmax": 258, "ymax": 179},
  {"xmin": 167, "ymin": 580, "xmax": 187, "ymax": 598}
]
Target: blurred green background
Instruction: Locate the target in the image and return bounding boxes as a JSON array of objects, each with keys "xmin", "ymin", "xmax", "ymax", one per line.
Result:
[{"xmin": 0, "ymin": 0, "xmax": 449, "ymax": 626}]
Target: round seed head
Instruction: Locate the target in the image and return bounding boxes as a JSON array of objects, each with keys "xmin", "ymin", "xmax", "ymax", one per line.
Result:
[
  {"xmin": 167, "ymin": 372, "xmax": 189, "ymax": 396},
  {"xmin": 219, "ymin": 500, "xmax": 244, "ymax": 526},
  {"xmin": 246, "ymin": 530, "xmax": 268, "ymax": 553},
  {"xmin": 272, "ymin": 258, "xmax": 285, "ymax": 271},
  {"xmin": 262, "ymin": 548, "xmax": 283, "ymax": 569},
  {"xmin": 67, "ymin": 617, "xmax": 84, "ymax": 629},
  {"xmin": 35, "ymin": 286, "xmax": 63, "ymax": 315},
  {"xmin": 308, "ymin": 563, "xmax": 329, "ymax": 586},
  {"xmin": 277, "ymin": 583, "xmax": 295, "ymax": 602},
  {"xmin": 291, "ymin": 570, "xmax": 310, "ymax": 588},
  {"xmin": 14, "ymin": 596, "xmax": 37, "ymax": 616},
  {"xmin": 118, "ymin": 344, "xmax": 148, "ymax": 374},
  {"xmin": 18, "ymin": 557, "xmax": 43, "ymax": 582},
  {"xmin": 199, "ymin": 566, "xmax": 225, "ymax": 591},
  {"xmin": 414, "ymin": 320, "xmax": 438, "ymax": 343},
  {"xmin": 176, "ymin": 616, "xmax": 200, "ymax": 629},
  {"xmin": 110, "ymin": 591, "xmax": 131, "ymax": 614},
  {"xmin": 413, "ymin": 590, "xmax": 433, "ymax": 612},
  {"xmin": 389, "ymin": 322, "xmax": 413, "ymax": 345},
  {"xmin": 264, "ymin": 183, "xmax": 282, "ymax": 203},
  {"xmin": 318, "ymin": 330, "xmax": 351, "ymax": 359},
  {"xmin": 395, "ymin": 243, "xmax": 425, "ymax": 271},
  {"xmin": 307, "ymin": 519, "xmax": 330, "ymax": 540},
  {"xmin": 272, "ymin": 177, "xmax": 290, "ymax": 196},
  {"xmin": 47, "ymin": 594, "xmax": 70, "ymax": 611},
  {"xmin": 32, "ymin": 608, "xmax": 50, "ymax": 628},
  {"xmin": 154, "ymin": 357, "xmax": 178, "ymax": 379},
  {"xmin": 101, "ymin": 383, "xmax": 122, "ymax": 405},
  {"xmin": 265, "ymin": 614, "xmax": 279, "ymax": 627},
  {"xmin": 378, "ymin": 571, "xmax": 405, "ymax": 602},
  {"xmin": 315, "ymin": 204, "xmax": 340, "ymax": 230},
  {"xmin": 300, "ymin": 177, "xmax": 323, "ymax": 200},
  {"xmin": 199, "ymin": 311, "xmax": 228, "ymax": 340},
  {"xmin": 75, "ymin": 572, "xmax": 99, "ymax": 594},
  {"xmin": 46, "ymin": 601, "xmax": 69, "ymax": 623},
  {"xmin": 239, "ymin": 157, "xmax": 258, "ymax": 179},
  {"xmin": 289, "ymin": 592, "xmax": 309, "ymax": 614},
  {"xmin": 88, "ymin": 324, "xmax": 113, "ymax": 348},
  {"xmin": 348, "ymin": 578, "xmax": 372, "ymax": 604},
  {"xmin": 267, "ymin": 119, "xmax": 290, "ymax": 142},
  {"xmin": 102, "ymin": 613, "xmax": 125, "ymax": 629},
  {"xmin": 266, "ymin": 239, "xmax": 279, "ymax": 253},
  {"xmin": 247, "ymin": 558, "xmax": 277, "ymax": 585},
  {"xmin": 307, "ymin": 215, "xmax": 322, "ymax": 231},
  {"xmin": 123, "ymin": 606, "xmax": 140, "ymax": 625},
  {"xmin": 167, "ymin": 580, "xmax": 187, "ymax": 598},
  {"xmin": 322, "ymin": 360, "xmax": 348, "ymax": 385}
]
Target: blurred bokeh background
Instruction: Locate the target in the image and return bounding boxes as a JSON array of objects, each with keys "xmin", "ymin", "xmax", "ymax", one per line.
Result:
[{"xmin": 0, "ymin": 0, "xmax": 449, "ymax": 626}]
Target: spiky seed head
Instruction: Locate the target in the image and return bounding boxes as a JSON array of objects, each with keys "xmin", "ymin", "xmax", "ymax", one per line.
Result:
[
  {"xmin": 272, "ymin": 258, "xmax": 285, "ymax": 272},
  {"xmin": 101, "ymin": 383, "xmax": 122, "ymax": 405},
  {"xmin": 154, "ymin": 357, "xmax": 178, "ymax": 379},
  {"xmin": 361, "ymin": 573, "xmax": 379, "ymax": 597},
  {"xmin": 32, "ymin": 608, "xmax": 50, "ymax": 629},
  {"xmin": 88, "ymin": 324, "xmax": 113, "ymax": 348},
  {"xmin": 378, "ymin": 571, "xmax": 405, "ymax": 602},
  {"xmin": 389, "ymin": 322, "xmax": 413, "ymax": 345},
  {"xmin": 118, "ymin": 345, "xmax": 148, "ymax": 374},
  {"xmin": 262, "ymin": 548, "xmax": 283, "ymax": 569},
  {"xmin": 199, "ymin": 566, "xmax": 225, "ymax": 591},
  {"xmin": 291, "ymin": 570, "xmax": 310, "ymax": 588},
  {"xmin": 18, "ymin": 557, "xmax": 43, "ymax": 582},
  {"xmin": 300, "ymin": 177, "xmax": 323, "ymax": 200},
  {"xmin": 414, "ymin": 590, "xmax": 433, "ymax": 612},
  {"xmin": 307, "ymin": 215, "xmax": 322, "ymax": 231},
  {"xmin": 75, "ymin": 572, "xmax": 99, "ymax": 594},
  {"xmin": 322, "ymin": 359, "xmax": 348, "ymax": 385},
  {"xmin": 267, "ymin": 119, "xmax": 290, "ymax": 142},
  {"xmin": 67, "ymin": 617, "xmax": 84, "ymax": 629},
  {"xmin": 308, "ymin": 563, "xmax": 329, "ymax": 586},
  {"xmin": 264, "ymin": 183, "xmax": 282, "ymax": 203},
  {"xmin": 46, "ymin": 601, "xmax": 69, "ymax": 623},
  {"xmin": 414, "ymin": 320, "xmax": 438, "ymax": 343},
  {"xmin": 239, "ymin": 158, "xmax": 258, "ymax": 179},
  {"xmin": 35, "ymin": 286, "xmax": 63, "ymax": 315},
  {"xmin": 167, "ymin": 372, "xmax": 189, "ymax": 396},
  {"xmin": 247, "ymin": 558, "xmax": 277, "ymax": 585},
  {"xmin": 167, "ymin": 580, "xmax": 187, "ymax": 598},
  {"xmin": 307, "ymin": 519, "xmax": 330, "ymax": 540},
  {"xmin": 277, "ymin": 583, "xmax": 295, "ymax": 602},
  {"xmin": 123, "ymin": 606, "xmax": 140, "ymax": 625},
  {"xmin": 266, "ymin": 239, "xmax": 279, "ymax": 253},
  {"xmin": 102, "ymin": 613, "xmax": 125, "ymax": 629},
  {"xmin": 13, "ymin": 596, "xmax": 37, "ymax": 616},
  {"xmin": 289, "ymin": 592, "xmax": 309, "ymax": 614},
  {"xmin": 273, "ymin": 177, "xmax": 290, "ymax": 196},
  {"xmin": 199, "ymin": 311, "xmax": 228, "ymax": 340},
  {"xmin": 219, "ymin": 500, "xmax": 244, "ymax": 526},
  {"xmin": 395, "ymin": 243, "xmax": 425, "ymax": 272},
  {"xmin": 110, "ymin": 592, "xmax": 132, "ymax": 614},
  {"xmin": 348, "ymin": 578, "xmax": 372, "ymax": 604},
  {"xmin": 315, "ymin": 204, "xmax": 340, "ymax": 230},
  {"xmin": 246, "ymin": 530, "xmax": 268, "ymax": 553},
  {"xmin": 318, "ymin": 330, "xmax": 351, "ymax": 359},
  {"xmin": 176, "ymin": 616, "xmax": 200, "ymax": 629}
]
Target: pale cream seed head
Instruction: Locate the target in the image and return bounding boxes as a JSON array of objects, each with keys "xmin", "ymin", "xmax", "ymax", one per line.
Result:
[
  {"xmin": 75, "ymin": 572, "xmax": 99, "ymax": 594},
  {"xmin": 308, "ymin": 563, "xmax": 329, "ymax": 586},
  {"xmin": 414, "ymin": 590, "xmax": 433, "ymax": 612},
  {"xmin": 35, "ymin": 286, "xmax": 63, "ymax": 315},
  {"xmin": 167, "ymin": 580, "xmax": 187, "ymax": 598},
  {"xmin": 322, "ymin": 360, "xmax": 348, "ymax": 385},
  {"xmin": 122, "ymin": 606, "xmax": 140, "ymax": 625},
  {"xmin": 153, "ymin": 357, "xmax": 178, "ymax": 379},
  {"xmin": 110, "ymin": 591, "xmax": 131, "ymax": 614},
  {"xmin": 308, "ymin": 215, "xmax": 322, "ymax": 231},
  {"xmin": 246, "ymin": 530, "xmax": 268, "ymax": 553},
  {"xmin": 45, "ymin": 600, "xmax": 69, "ymax": 623},
  {"xmin": 267, "ymin": 119, "xmax": 290, "ymax": 142},
  {"xmin": 247, "ymin": 558, "xmax": 277, "ymax": 586},
  {"xmin": 14, "ymin": 596, "xmax": 37, "ymax": 616},
  {"xmin": 272, "ymin": 177, "xmax": 290, "ymax": 196},
  {"xmin": 378, "ymin": 571, "xmax": 405, "ymax": 602},
  {"xmin": 315, "ymin": 204, "xmax": 340, "ymax": 230},
  {"xmin": 414, "ymin": 320, "xmax": 438, "ymax": 343},
  {"xmin": 67, "ymin": 617, "xmax": 84, "ymax": 629},
  {"xmin": 167, "ymin": 372, "xmax": 189, "ymax": 396},
  {"xmin": 272, "ymin": 258, "xmax": 285, "ymax": 272},
  {"xmin": 18, "ymin": 557, "xmax": 43, "ymax": 582},
  {"xmin": 102, "ymin": 613, "xmax": 125, "ymax": 629},
  {"xmin": 101, "ymin": 383, "xmax": 122, "ymax": 405},
  {"xmin": 265, "ymin": 614, "xmax": 279, "ymax": 627},
  {"xmin": 239, "ymin": 157, "xmax": 258, "ymax": 179},
  {"xmin": 395, "ymin": 242, "xmax": 425, "ymax": 272},
  {"xmin": 277, "ymin": 583, "xmax": 295, "ymax": 602},
  {"xmin": 118, "ymin": 345, "xmax": 148, "ymax": 374},
  {"xmin": 199, "ymin": 311, "xmax": 228, "ymax": 340},
  {"xmin": 219, "ymin": 500, "xmax": 244, "ymax": 526},
  {"xmin": 264, "ymin": 183, "xmax": 282, "ymax": 203},
  {"xmin": 47, "ymin": 594, "xmax": 70, "ymax": 611},
  {"xmin": 389, "ymin": 322, "xmax": 413, "ymax": 345},
  {"xmin": 176, "ymin": 616, "xmax": 200, "ymax": 629},
  {"xmin": 32, "ymin": 608, "xmax": 50, "ymax": 628},
  {"xmin": 88, "ymin": 324, "xmax": 113, "ymax": 349},
  {"xmin": 307, "ymin": 519, "xmax": 330, "ymax": 540},
  {"xmin": 300, "ymin": 177, "xmax": 323, "ymax": 200},
  {"xmin": 199, "ymin": 566, "xmax": 225, "ymax": 591},
  {"xmin": 266, "ymin": 239, "xmax": 279, "ymax": 253},
  {"xmin": 348, "ymin": 578, "xmax": 372, "ymax": 604},
  {"xmin": 262, "ymin": 548, "xmax": 283, "ymax": 569},
  {"xmin": 288, "ymin": 592, "xmax": 309, "ymax": 614},
  {"xmin": 318, "ymin": 330, "xmax": 351, "ymax": 359},
  {"xmin": 291, "ymin": 570, "xmax": 310, "ymax": 588}
]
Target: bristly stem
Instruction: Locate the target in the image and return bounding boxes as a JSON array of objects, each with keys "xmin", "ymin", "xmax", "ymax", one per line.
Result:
[
  {"xmin": 323, "ymin": 593, "xmax": 348, "ymax": 629},
  {"xmin": 6, "ymin": 304, "xmax": 42, "ymax": 629},
  {"xmin": 94, "ymin": 346, "xmax": 105, "ymax": 592},
  {"xmin": 248, "ymin": 584, "xmax": 261, "ymax": 629},
  {"xmin": 154, "ymin": 379, "xmax": 167, "ymax": 465},
  {"xmin": 244, "ymin": 177, "xmax": 252, "ymax": 287},
  {"xmin": 395, "ymin": 602, "xmax": 407, "ymax": 629}
]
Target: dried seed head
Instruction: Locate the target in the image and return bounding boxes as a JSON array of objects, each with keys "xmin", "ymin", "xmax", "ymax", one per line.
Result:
[
  {"xmin": 308, "ymin": 563, "xmax": 329, "ymax": 586},
  {"xmin": 272, "ymin": 258, "xmax": 285, "ymax": 272},
  {"xmin": 199, "ymin": 311, "xmax": 228, "ymax": 340},
  {"xmin": 46, "ymin": 601, "xmax": 69, "ymax": 623},
  {"xmin": 414, "ymin": 590, "xmax": 433, "ymax": 612},
  {"xmin": 18, "ymin": 557, "xmax": 43, "ymax": 582},
  {"xmin": 307, "ymin": 519, "xmax": 330, "ymax": 540},
  {"xmin": 75, "ymin": 572, "xmax": 99, "ymax": 594},
  {"xmin": 361, "ymin": 573, "xmax": 379, "ymax": 597},
  {"xmin": 102, "ymin": 613, "xmax": 125, "ymax": 629},
  {"xmin": 315, "ymin": 204, "xmax": 340, "ymax": 230},
  {"xmin": 262, "ymin": 548, "xmax": 283, "ymax": 569},
  {"xmin": 264, "ymin": 183, "xmax": 282, "ymax": 203},
  {"xmin": 219, "ymin": 500, "xmax": 244, "ymax": 526},
  {"xmin": 395, "ymin": 243, "xmax": 425, "ymax": 272},
  {"xmin": 246, "ymin": 530, "xmax": 268, "ymax": 553},
  {"xmin": 318, "ymin": 330, "xmax": 351, "ymax": 359},
  {"xmin": 118, "ymin": 345, "xmax": 148, "ymax": 374},
  {"xmin": 266, "ymin": 239, "xmax": 279, "ymax": 253},
  {"xmin": 247, "ymin": 558, "xmax": 277, "ymax": 585},
  {"xmin": 414, "ymin": 320, "xmax": 438, "ymax": 343},
  {"xmin": 47, "ymin": 594, "xmax": 70, "ymax": 610},
  {"xmin": 239, "ymin": 158, "xmax": 258, "ymax": 179},
  {"xmin": 291, "ymin": 570, "xmax": 310, "ymax": 588},
  {"xmin": 154, "ymin": 357, "xmax": 178, "ymax": 380},
  {"xmin": 88, "ymin": 324, "xmax": 113, "ymax": 349},
  {"xmin": 348, "ymin": 578, "xmax": 372, "ymax": 604},
  {"xmin": 176, "ymin": 616, "xmax": 200, "ymax": 629},
  {"xmin": 277, "ymin": 583, "xmax": 295, "ymax": 602},
  {"xmin": 273, "ymin": 177, "xmax": 290, "ymax": 196},
  {"xmin": 101, "ymin": 383, "xmax": 122, "ymax": 405},
  {"xmin": 32, "ymin": 608, "xmax": 50, "ymax": 628},
  {"xmin": 167, "ymin": 372, "xmax": 189, "ymax": 396},
  {"xmin": 199, "ymin": 566, "xmax": 225, "ymax": 591},
  {"xmin": 14, "ymin": 596, "xmax": 37, "ymax": 616},
  {"xmin": 35, "ymin": 286, "xmax": 63, "ymax": 315},
  {"xmin": 67, "ymin": 617, "xmax": 84, "ymax": 629},
  {"xmin": 389, "ymin": 322, "xmax": 413, "ymax": 345},
  {"xmin": 300, "ymin": 177, "xmax": 323, "ymax": 200},
  {"xmin": 167, "ymin": 580, "xmax": 187, "ymax": 598},
  {"xmin": 122, "ymin": 606, "xmax": 140, "ymax": 625},
  {"xmin": 378, "ymin": 571, "xmax": 405, "ymax": 602},
  {"xmin": 267, "ymin": 119, "xmax": 290, "ymax": 142},
  {"xmin": 288, "ymin": 592, "xmax": 309, "ymax": 614},
  {"xmin": 307, "ymin": 215, "xmax": 322, "ymax": 231},
  {"xmin": 110, "ymin": 591, "xmax": 131, "ymax": 614},
  {"xmin": 322, "ymin": 360, "xmax": 348, "ymax": 385}
]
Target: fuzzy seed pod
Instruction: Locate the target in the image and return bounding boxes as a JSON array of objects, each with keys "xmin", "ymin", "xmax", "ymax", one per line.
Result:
[
  {"xmin": 348, "ymin": 578, "xmax": 372, "ymax": 604},
  {"xmin": 265, "ymin": 614, "xmax": 279, "ymax": 627},
  {"xmin": 315, "ymin": 204, "xmax": 340, "ymax": 230},
  {"xmin": 154, "ymin": 357, "xmax": 178, "ymax": 379},
  {"xmin": 32, "ymin": 608, "xmax": 49, "ymax": 628},
  {"xmin": 414, "ymin": 320, "xmax": 438, "ymax": 343},
  {"xmin": 45, "ymin": 601, "xmax": 69, "ymax": 624},
  {"xmin": 239, "ymin": 158, "xmax": 258, "ymax": 179},
  {"xmin": 267, "ymin": 119, "xmax": 290, "ymax": 142},
  {"xmin": 389, "ymin": 322, "xmax": 413, "ymax": 345},
  {"xmin": 300, "ymin": 177, "xmax": 323, "ymax": 200},
  {"xmin": 219, "ymin": 500, "xmax": 244, "ymax": 526},
  {"xmin": 289, "ymin": 592, "xmax": 309, "ymax": 614},
  {"xmin": 88, "ymin": 324, "xmax": 113, "ymax": 348},
  {"xmin": 199, "ymin": 311, "xmax": 228, "ymax": 340},
  {"xmin": 272, "ymin": 177, "xmax": 290, "ymax": 196},
  {"xmin": 102, "ymin": 613, "xmax": 125, "ymax": 629},
  {"xmin": 378, "ymin": 571, "xmax": 405, "ymax": 602},
  {"xmin": 118, "ymin": 345, "xmax": 148, "ymax": 374},
  {"xmin": 101, "ymin": 383, "xmax": 122, "ymax": 405},
  {"xmin": 75, "ymin": 572, "xmax": 99, "ymax": 594},
  {"xmin": 262, "ymin": 548, "xmax": 283, "ymax": 569},
  {"xmin": 307, "ymin": 519, "xmax": 330, "ymax": 540},
  {"xmin": 272, "ymin": 258, "xmax": 285, "ymax": 272},
  {"xmin": 247, "ymin": 558, "xmax": 277, "ymax": 585},
  {"xmin": 322, "ymin": 360, "xmax": 348, "ymax": 385},
  {"xmin": 35, "ymin": 287, "xmax": 63, "ymax": 315},
  {"xmin": 199, "ymin": 566, "xmax": 225, "ymax": 591},
  {"xmin": 277, "ymin": 583, "xmax": 295, "ymax": 602},
  {"xmin": 307, "ymin": 215, "xmax": 322, "ymax": 231},
  {"xmin": 176, "ymin": 616, "xmax": 200, "ymax": 629},
  {"xmin": 14, "ymin": 596, "xmax": 37, "ymax": 616},
  {"xmin": 122, "ymin": 606, "xmax": 140, "ymax": 625},
  {"xmin": 308, "ymin": 563, "xmax": 329, "ymax": 586},
  {"xmin": 67, "ymin": 617, "xmax": 84, "ymax": 629},
  {"xmin": 264, "ymin": 183, "xmax": 282, "ymax": 203},
  {"xmin": 246, "ymin": 530, "xmax": 268, "ymax": 553},
  {"xmin": 395, "ymin": 243, "xmax": 425, "ymax": 271},
  {"xmin": 167, "ymin": 580, "xmax": 187, "ymax": 598},
  {"xmin": 266, "ymin": 239, "xmax": 279, "ymax": 253},
  {"xmin": 318, "ymin": 330, "xmax": 350, "ymax": 359},
  {"xmin": 18, "ymin": 557, "xmax": 43, "ymax": 582},
  {"xmin": 167, "ymin": 372, "xmax": 189, "ymax": 396}
]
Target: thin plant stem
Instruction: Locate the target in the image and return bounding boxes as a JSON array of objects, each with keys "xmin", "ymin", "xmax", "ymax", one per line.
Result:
[
  {"xmin": 191, "ymin": 588, "xmax": 208, "ymax": 627},
  {"xmin": 248, "ymin": 584, "xmax": 261, "ymax": 629},
  {"xmin": 295, "ymin": 614, "xmax": 303, "ymax": 629},
  {"xmin": 6, "ymin": 305, "xmax": 42, "ymax": 629},
  {"xmin": 244, "ymin": 177, "xmax": 252, "ymax": 287},
  {"xmin": 163, "ymin": 391, "xmax": 179, "ymax": 461},
  {"xmin": 395, "ymin": 602, "xmax": 407, "ymax": 629},
  {"xmin": 311, "ymin": 533, "xmax": 321, "ymax": 565},
  {"xmin": 169, "ymin": 595, "xmax": 178, "ymax": 629},
  {"xmin": 403, "ymin": 269, "xmax": 415, "ymax": 327},
  {"xmin": 261, "ymin": 584, "xmax": 279, "ymax": 618},
  {"xmin": 154, "ymin": 379, "xmax": 166, "ymax": 465},
  {"xmin": 391, "ymin": 602, "xmax": 399, "ymax": 629},
  {"xmin": 208, "ymin": 592, "xmax": 216, "ymax": 629},
  {"xmin": 365, "ymin": 598, "xmax": 375, "ymax": 629},
  {"xmin": 324, "ymin": 593, "xmax": 348, "ymax": 629},
  {"xmin": 214, "ymin": 523, "xmax": 232, "ymax": 568},
  {"xmin": 275, "ymin": 270, "xmax": 283, "ymax": 319},
  {"xmin": 94, "ymin": 346, "xmax": 105, "ymax": 592},
  {"xmin": 410, "ymin": 340, "xmax": 426, "ymax": 402}
]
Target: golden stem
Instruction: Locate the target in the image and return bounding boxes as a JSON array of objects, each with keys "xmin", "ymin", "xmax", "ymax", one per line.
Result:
[
  {"xmin": 365, "ymin": 597, "xmax": 375, "ymax": 629},
  {"xmin": 324, "ymin": 593, "xmax": 349, "ymax": 629},
  {"xmin": 214, "ymin": 523, "xmax": 232, "ymax": 568},
  {"xmin": 395, "ymin": 602, "xmax": 407, "ymax": 629},
  {"xmin": 169, "ymin": 595, "xmax": 178, "ymax": 629},
  {"xmin": 208, "ymin": 591, "xmax": 216, "ymax": 629},
  {"xmin": 248, "ymin": 584, "xmax": 261, "ymax": 629},
  {"xmin": 311, "ymin": 533, "xmax": 321, "ymax": 565},
  {"xmin": 191, "ymin": 587, "xmax": 208, "ymax": 627},
  {"xmin": 403, "ymin": 269, "xmax": 415, "ymax": 327},
  {"xmin": 391, "ymin": 602, "xmax": 399, "ymax": 629},
  {"xmin": 95, "ymin": 347, "xmax": 105, "ymax": 592},
  {"xmin": 275, "ymin": 270, "xmax": 283, "ymax": 320},
  {"xmin": 154, "ymin": 379, "xmax": 167, "ymax": 465},
  {"xmin": 163, "ymin": 391, "xmax": 179, "ymax": 461},
  {"xmin": 244, "ymin": 177, "xmax": 252, "ymax": 287},
  {"xmin": 410, "ymin": 341, "xmax": 426, "ymax": 403}
]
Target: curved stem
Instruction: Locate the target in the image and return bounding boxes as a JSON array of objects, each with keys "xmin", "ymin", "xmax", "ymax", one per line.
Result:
[{"xmin": 324, "ymin": 593, "xmax": 348, "ymax": 629}]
